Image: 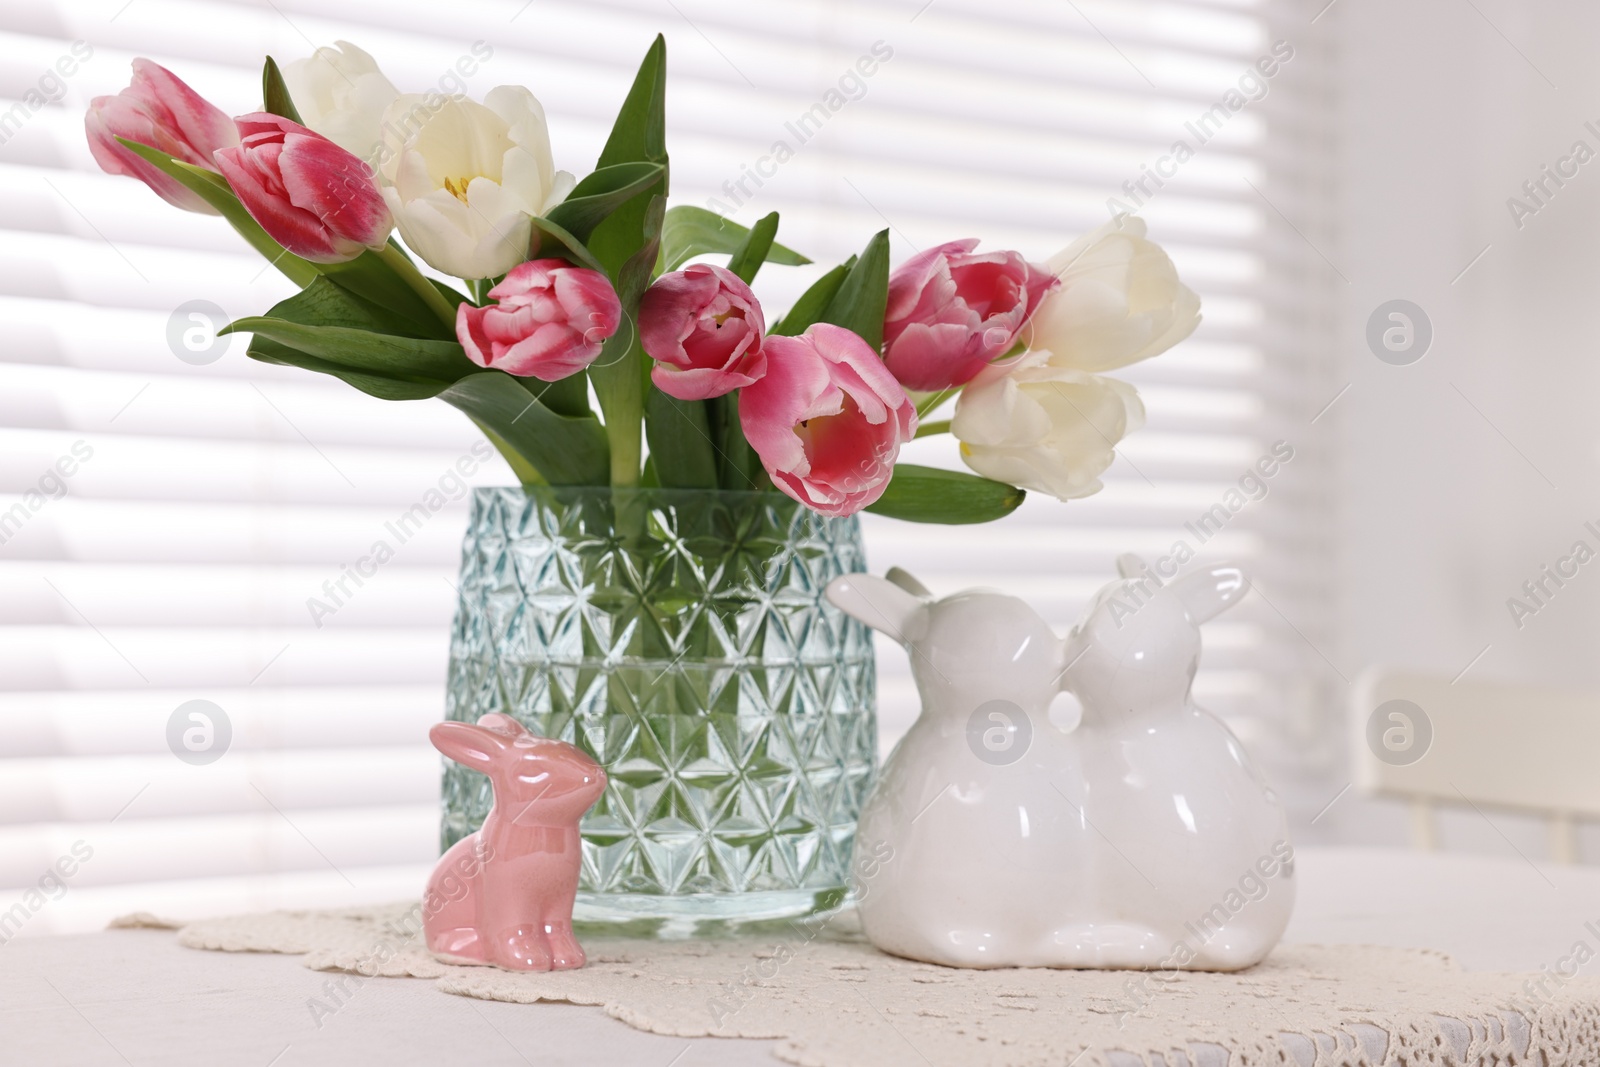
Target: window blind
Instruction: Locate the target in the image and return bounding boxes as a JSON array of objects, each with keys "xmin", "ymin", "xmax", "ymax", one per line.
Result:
[{"xmin": 0, "ymin": 0, "xmax": 1335, "ymax": 935}]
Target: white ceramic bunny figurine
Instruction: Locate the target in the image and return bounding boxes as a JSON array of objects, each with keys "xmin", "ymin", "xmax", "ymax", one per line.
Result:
[{"xmin": 826, "ymin": 556, "xmax": 1293, "ymax": 971}]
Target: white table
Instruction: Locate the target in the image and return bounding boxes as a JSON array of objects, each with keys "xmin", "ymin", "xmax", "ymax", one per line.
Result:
[{"xmin": 4, "ymin": 846, "xmax": 1597, "ymax": 1066}]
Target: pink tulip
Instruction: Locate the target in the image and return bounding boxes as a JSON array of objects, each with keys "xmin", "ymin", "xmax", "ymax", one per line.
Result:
[
  {"xmin": 85, "ymin": 59, "xmax": 238, "ymax": 214},
  {"xmin": 213, "ymin": 113, "xmax": 392, "ymax": 263},
  {"xmin": 740, "ymin": 323, "xmax": 917, "ymax": 517},
  {"xmin": 640, "ymin": 264, "xmax": 767, "ymax": 400},
  {"xmin": 882, "ymin": 239, "xmax": 1058, "ymax": 392},
  {"xmin": 457, "ymin": 259, "xmax": 623, "ymax": 382}
]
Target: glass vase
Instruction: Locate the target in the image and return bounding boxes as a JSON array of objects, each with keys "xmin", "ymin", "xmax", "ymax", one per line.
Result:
[{"xmin": 441, "ymin": 486, "xmax": 877, "ymax": 933}]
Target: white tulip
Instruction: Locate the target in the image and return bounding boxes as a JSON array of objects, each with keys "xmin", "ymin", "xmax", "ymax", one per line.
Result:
[
  {"xmin": 951, "ymin": 351, "xmax": 1144, "ymax": 501},
  {"xmin": 378, "ymin": 86, "xmax": 575, "ymax": 281},
  {"xmin": 1024, "ymin": 217, "xmax": 1200, "ymax": 373},
  {"xmin": 282, "ymin": 41, "xmax": 399, "ymax": 165}
]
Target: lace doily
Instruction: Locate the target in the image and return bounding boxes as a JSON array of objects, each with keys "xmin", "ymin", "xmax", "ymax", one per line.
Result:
[{"xmin": 144, "ymin": 902, "xmax": 1600, "ymax": 1066}]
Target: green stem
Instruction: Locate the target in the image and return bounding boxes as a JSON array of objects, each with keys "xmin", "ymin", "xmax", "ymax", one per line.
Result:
[
  {"xmin": 914, "ymin": 419, "xmax": 951, "ymax": 439},
  {"xmin": 375, "ymin": 242, "xmax": 459, "ymax": 330},
  {"xmin": 592, "ymin": 335, "xmax": 644, "ymax": 490},
  {"xmin": 610, "ymin": 408, "xmax": 643, "ymax": 488},
  {"xmin": 915, "ymin": 387, "xmax": 959, "ymax": 419},
  {"xmin": 604, "ymin": 349, "xmax": 646, "ymax": 543}
]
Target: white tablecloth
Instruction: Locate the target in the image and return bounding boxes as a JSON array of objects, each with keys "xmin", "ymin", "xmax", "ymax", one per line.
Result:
[{"xmin": 4, "ymin": 846, "xmax": 1596, "ymax": 1066}]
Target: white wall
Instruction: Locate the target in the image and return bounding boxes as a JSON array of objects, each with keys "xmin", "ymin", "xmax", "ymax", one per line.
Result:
[{"xmin": 1327, "ymin": 0, "xmax": 1600, "ymax": 859}]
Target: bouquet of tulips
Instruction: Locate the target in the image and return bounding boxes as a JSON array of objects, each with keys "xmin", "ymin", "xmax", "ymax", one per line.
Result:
[{"xmin": 85, "ymin": 39, "xmax": 1199, "ymax": 522}]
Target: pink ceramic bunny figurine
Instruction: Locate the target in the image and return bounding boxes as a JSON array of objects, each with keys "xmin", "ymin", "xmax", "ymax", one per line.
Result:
[{"xmin": 423, "ymin": 713, "xmax": 607, "ymax": 971}]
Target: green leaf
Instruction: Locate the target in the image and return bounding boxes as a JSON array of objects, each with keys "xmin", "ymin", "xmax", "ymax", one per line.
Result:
[
  {"xmin": 587, "ymin": 38, "xmax": 669, "ymax": 290},
  {"xmin": 545, "ymin": 161, "xmax": 665, "ymax": 244},
  {"xmin": 644, "ymin": 391, "xmax": 717, "ymax": 489},
  {"xmin": 705, "ymin": 391, "xmax": 766, "ymax": 491},
  {"xmin": 535, "ymin": 371, "xmax": 592, "ymax": 419},
  {"xmin": 313, "ymin": 257, "xmax": 460, "ymax": 340},
  {"xmin": 115, "ymin": 137, "xmax": 320, "ymax": 287},
  {"xmin": 262, "ymin": 57, "xmax": 303, "ymax": 123},
  {"xmin": 432, "ymin": 277, "xmax": 470, "ymax": 307},
  {"xmin": 597, "ymin": 34, "xmax": 668, "ymax": 170},
  {"xmin": 348, "ymin": 238, "xmax": 464, "ymax": 333},
  {"xmin": 660, "ymin": 205, "xmax": 811, "ymax": 272},
  {"xmin": 621, "ymin": 193, "xmax": 668, "ymax": 302},
  {"xmin": 865, "ymin": 465, "xmax": 1025, "ymax": 524},
  {"xmin": 224, "ymin": 317, "xmax": 476, "ymax": 382},
  {"xmin": 527, "ymin": 216, "xmax": 607, "ymax": 273},
  {"xmin": 238, "ymin": 293, "xmax": 602, "ymax": 484},
  {"xmin": 440, "ymin": 372, "xmax": 609, "ymax": 486},
  {"xmin": 245, "ymin": 334, "xmax": 447, "ymax": 401},
  {"xmin": 118, "ymin": 139, "xmax": 462, "ymax": 335},
  {"xmin": 771, "ymin": 259, "xmax": 853, "ymax": 336},
  {"xmin": 228, "ymin": 279, "xmax": 475, "ymax": 400},
  {"xmin": 252, "ymin": 276, "xmax": 426, "ymax": 335},
  {"xmin": 726, "ymin": 212, "xmax": 779, "ymax": 285},
  {"xmin": 817, "ymin": 228, "xmax": 890, "ymax": 351},
  {"xmin": 587, "ymin": 37, "xmax": 671, "ymax": 487}
]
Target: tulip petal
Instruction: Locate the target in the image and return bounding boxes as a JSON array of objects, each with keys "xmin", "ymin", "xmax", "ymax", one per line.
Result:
[
  {"xmin": 128, "ymin": 59, "xmax": 238, "ymax": 169},
  {"xmin": 378, "ymin": 85, "xmax": 567, "ymax": 279},
  {"xmin": 651, "ymin": 360, "xmax": 764, "ymax": 401},
  {"xmin": 639, "ymin": 264, "xmax": 767, "ymax": 400},
  {"xmin": 454, "ymin": 258, "xmax": 621, "ymax": 382},
  {"xmin": 740, "ymin": 324, "xmax": 916, "ymax": 517},
  {"xmin": 882, "ymin": 239, "xmax": 1058, "ymax": 392},
  {"xmin": 953, "ymin": 354, "xmax": 1145, "ymax": 502},
  {"xmin": 884, "ymin": 238, "xmax": 978, "ymax": 323},
  {"xmin": 281, "ymin": 41, "xmax": 398, "ymax": 162},
  {"xmin": 276, "ymin": 130, "xmax": 391, "ymax": 248},
  {"xmin": 84, "ymin": 59, "xmax": 237, "ymax": 214},
  {"xmin": 1026, "ymin": 218, "xmax": 1199, "ymax": 372},
  {"xmin": 457, "ymin": 303, "xmax": 494, "ymax": 368},
  {"xmin": 216, "ymin": 113, "xmax": 390, "ymax": 263}
]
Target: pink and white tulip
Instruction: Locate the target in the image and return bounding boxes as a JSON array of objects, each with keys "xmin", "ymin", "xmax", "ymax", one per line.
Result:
[
  {"xmin": 640, "ymin": 264, "xmax": 767, "ymax": 400},
  {"xmin": 882, "ymin": 239, "xmax": 1058, "ymax": 392},
  {"xmin": 213, "ymin": 113, "xmax": 393, "ymax": 263},
  {"xmin": 85, "ymin": 59, "xmax": 238, "ymax": 214},
  {"xmin": 456, "ymin": 259, "xmax": 622, "ymax": 382},
  {"xmin": 740, "ymin": 323, "xmax": 917, "ymax": 517}
]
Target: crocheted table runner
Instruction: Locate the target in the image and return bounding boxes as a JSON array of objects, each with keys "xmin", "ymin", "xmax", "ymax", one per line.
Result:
[{"xmin": 118, "ymin": 903, "xmax": 1600, "ymax": 1066}]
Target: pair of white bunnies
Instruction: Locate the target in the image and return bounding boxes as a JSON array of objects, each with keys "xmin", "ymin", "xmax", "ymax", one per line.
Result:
[{"xmin": 826, "ymin": 556, "xmax": 1294, "ymax": 971}]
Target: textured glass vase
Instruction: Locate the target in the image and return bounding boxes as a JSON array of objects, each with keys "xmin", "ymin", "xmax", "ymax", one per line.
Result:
[{"xmin": 441, "ymin": 487, "xmax": 877, "ymax": 931}]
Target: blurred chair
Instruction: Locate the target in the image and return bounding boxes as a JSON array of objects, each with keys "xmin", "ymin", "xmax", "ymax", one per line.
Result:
[{"xmin": 1352, "ymin": 669, "xmax": 1600, "ymax": 864}]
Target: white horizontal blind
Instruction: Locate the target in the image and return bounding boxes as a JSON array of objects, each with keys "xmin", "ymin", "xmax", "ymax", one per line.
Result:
[{"xmin": 0, "ymin": 0, "xmax": 1333, "ymax": 935}]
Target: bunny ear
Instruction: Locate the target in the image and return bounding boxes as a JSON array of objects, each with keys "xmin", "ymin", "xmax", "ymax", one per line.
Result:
[
  {"xmin": 885, "ymin": 567, "xmax": 933, "ymax": 598},
  {"xmin": 430, "ymin": 721, "xmax": 511, "ymax": 773},
  {"xmin": 1173, "ymin": 564, "xmax": 1250, "ymax": 625},
  {"xmin": 826, "ymin": 573, "xmax": 928, "ymax": 643},
  {"xmin": 476, "ymin": 713, "xmax": 529, "ymax": 739}
]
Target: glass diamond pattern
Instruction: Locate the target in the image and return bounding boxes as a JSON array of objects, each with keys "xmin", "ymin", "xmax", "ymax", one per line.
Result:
[{"xmin": 441, "ymin": 488, "xmax": 877, "ymax": 924}]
